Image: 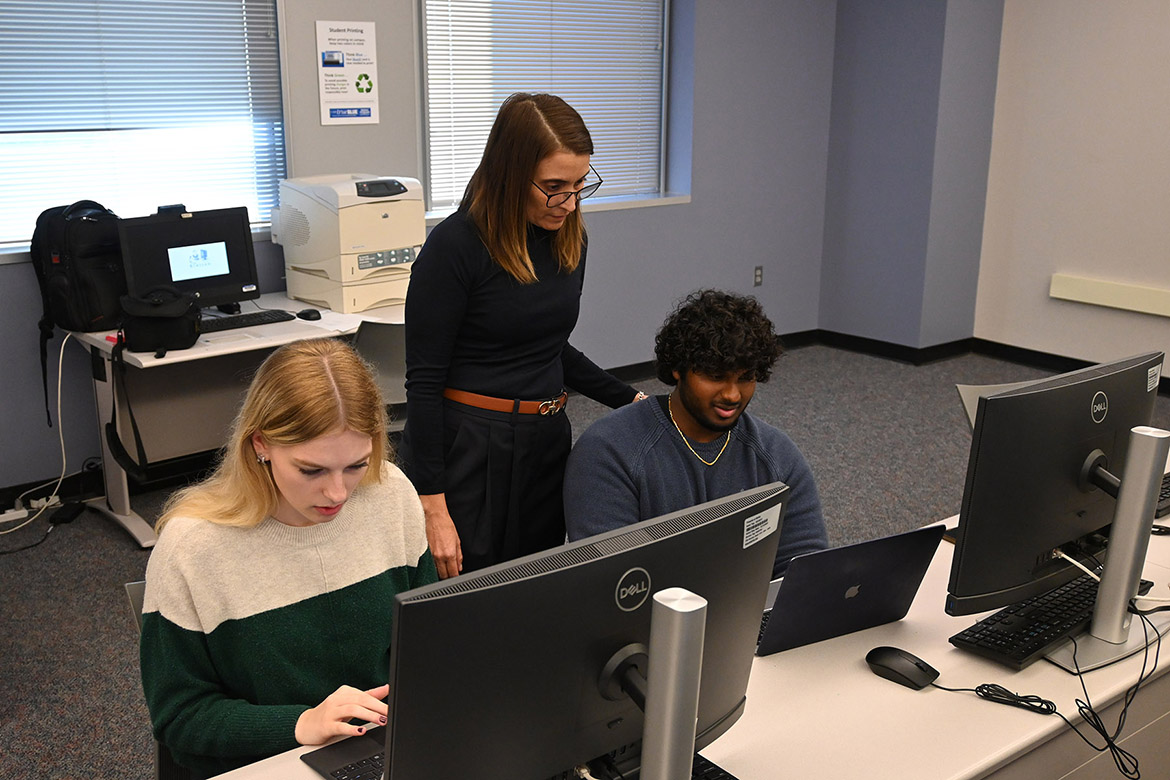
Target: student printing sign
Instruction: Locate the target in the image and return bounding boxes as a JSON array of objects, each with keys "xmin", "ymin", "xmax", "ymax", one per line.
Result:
[{"xmin": 316, "ymin": 21, "xmax": 379, "ymax": 125}]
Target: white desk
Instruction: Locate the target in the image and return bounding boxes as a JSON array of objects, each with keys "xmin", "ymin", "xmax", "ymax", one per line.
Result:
[
  {"xmin": 73, "ymin": 293, "xmax": 403, "ymax": 547},
  {"xmin": 702, "ymin": 532, "xmax": 1170, "ymax": 780},
  {"xmin": 215, "ymin": 531, "xmax": 1170, "ymax": 780}
]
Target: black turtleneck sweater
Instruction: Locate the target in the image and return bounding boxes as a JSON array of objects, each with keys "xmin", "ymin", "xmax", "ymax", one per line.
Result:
[{"xmin": 404, "ymin": 209, "xmax": 635, "ymax": 494}]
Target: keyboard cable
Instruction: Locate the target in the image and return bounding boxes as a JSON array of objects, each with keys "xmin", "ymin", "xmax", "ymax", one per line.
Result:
[{"xmin": 934, "ymin": 550, "xmax": 1163, "ymax": 779}]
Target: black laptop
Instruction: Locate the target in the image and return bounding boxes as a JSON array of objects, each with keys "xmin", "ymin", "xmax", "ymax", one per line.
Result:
[{"xmin": 756, "ymin": 524, "xmax": 945, "ymax": 656}]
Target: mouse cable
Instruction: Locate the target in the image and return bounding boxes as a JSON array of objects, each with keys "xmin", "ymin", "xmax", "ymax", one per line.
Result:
[
  {"xmin": 932, "ymin": 678, "xmax": 1140, "ymax": 779},
  {"xmin": 1129, "ymin": 599, "xmax": 1170, "ymax": 614},
  {"xmin": 1128, "ymin": 582, "xmax": 1170, "ymax": 608},
  {"xmin": 933, "ymin": 617, "xmax": 1159, "ymax": 780},
  {"xmin": 930, "ymin": 682, "xmax": 1057, "ymax": 714},
  {"xmin": 1058, "ymin": 615, "xmax": 1162, "ymax": 780}
]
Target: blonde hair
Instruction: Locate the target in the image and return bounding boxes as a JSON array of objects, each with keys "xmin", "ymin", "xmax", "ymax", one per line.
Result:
[
  {"xmin": 462, "ymin": 92, "xmax": 593, "ymax": 284},
  {"xmin": 157, "ymin": 338, "xmax": 388, "ymax": 532}
]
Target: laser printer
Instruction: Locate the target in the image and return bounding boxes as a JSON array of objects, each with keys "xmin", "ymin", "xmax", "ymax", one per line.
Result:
[{"xmin": 273, "ymin": 173, "xmax": 425, "ymax": 313}]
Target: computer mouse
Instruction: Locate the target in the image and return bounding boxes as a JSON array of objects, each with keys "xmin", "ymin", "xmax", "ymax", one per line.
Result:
[
  {"xmin": 864, "ymin": 646, "xmax": 939, "ymax": 690},
  {"xmin": 296, "ymin": 308, "xmax": 322, "ymax": 321}
]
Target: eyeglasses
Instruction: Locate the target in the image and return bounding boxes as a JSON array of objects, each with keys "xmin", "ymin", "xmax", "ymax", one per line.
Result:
[{"xmin": 531, "ymin": 165, "xmax": 604, "ymax": 208}]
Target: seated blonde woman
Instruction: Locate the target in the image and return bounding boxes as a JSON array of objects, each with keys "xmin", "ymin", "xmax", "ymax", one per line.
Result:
[{"xmin": 139, "ymin": 338, "xmax": 436, "ymax": 778}]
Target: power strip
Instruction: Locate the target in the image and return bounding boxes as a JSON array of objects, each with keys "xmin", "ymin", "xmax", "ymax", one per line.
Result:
[
  {"xmin": 1, "ymin": 495, "xmax": 62, "ymax": 525},
  {"xmin": 0, "ymin": 507, "xmax": 30, "ymax": 524}
]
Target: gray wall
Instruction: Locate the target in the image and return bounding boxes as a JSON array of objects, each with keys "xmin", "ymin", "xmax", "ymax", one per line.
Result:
[
  {"xmin": 820, "ymin": 0, "xmax": 1001, "ymax": 348},
  {"xmin": 920, "ymin": 0, "xmax": 1003, "ymax": 347},
  {"xmin": 573, "ymin": 0, "xmax": 837, "ymax": 366}
]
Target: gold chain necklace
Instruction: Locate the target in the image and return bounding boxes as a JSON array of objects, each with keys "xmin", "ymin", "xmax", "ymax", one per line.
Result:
[{"xmin": 667, "ymin": 393, "xmax": 731, "ymax": 466}]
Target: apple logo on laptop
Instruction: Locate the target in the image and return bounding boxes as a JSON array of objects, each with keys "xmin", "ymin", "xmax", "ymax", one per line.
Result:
[{"xmin": 844, "ymin": 584, "xmax": 861, "ymax": 599}]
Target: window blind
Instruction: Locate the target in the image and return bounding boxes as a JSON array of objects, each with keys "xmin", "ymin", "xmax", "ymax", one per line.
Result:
[
  {"xmin": 422, "ymin": 0, "xmax": 665, "ymax": 211},
  {"xmin": 0, "ymin": 0, "xmax": 285, "ymax": 246}
]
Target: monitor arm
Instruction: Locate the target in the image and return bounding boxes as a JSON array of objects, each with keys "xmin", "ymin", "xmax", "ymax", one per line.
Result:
[{"xmin": 1080, "ymin": 449, "xmax": 1121, "ymax": 498}]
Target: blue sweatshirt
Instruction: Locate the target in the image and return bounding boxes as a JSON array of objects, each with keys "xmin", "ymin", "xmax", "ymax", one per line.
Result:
[{"xmin": 564, "ymin": 396, "xmax": 828, "ymax": 578}]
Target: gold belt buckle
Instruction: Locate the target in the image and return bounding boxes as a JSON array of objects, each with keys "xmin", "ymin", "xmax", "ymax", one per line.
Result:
[{"xmin": 539, "ymin": 395, "xmax": 564, "ymax": 415}]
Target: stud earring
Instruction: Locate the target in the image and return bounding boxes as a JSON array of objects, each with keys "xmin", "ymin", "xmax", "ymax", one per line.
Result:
[{"xmin": 256, "ymin": 453, "xmax": 268, "ymax": 464}]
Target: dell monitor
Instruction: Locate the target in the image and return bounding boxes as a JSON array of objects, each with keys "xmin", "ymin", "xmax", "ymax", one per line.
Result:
[
  {"xmin": 946, "ymin": 352, "xmax": 1169, "ymax": 670},
  {"xmin": 303, "ymin": 481, "xmax": 787, "ymax": 780},
  {"xmin": 118, "ymin": 206, "xmax": 260, "ymax": 311}
]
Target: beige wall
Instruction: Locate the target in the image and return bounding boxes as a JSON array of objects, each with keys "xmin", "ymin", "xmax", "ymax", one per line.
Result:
[{"xmin": 976, "ymin": 0, "xmax": 1170, "ymax": 367}]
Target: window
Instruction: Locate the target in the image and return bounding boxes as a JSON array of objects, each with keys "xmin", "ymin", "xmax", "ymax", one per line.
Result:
[
  {"xmin": 422, "ymin": 0, "xmax": 666, "ymax": 212},
  {"xmin": 0, "ymin": 0, "xmax": 285, "ymax": 246}
]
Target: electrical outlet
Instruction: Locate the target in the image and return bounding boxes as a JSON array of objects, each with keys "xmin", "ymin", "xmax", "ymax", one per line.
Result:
[{"xmin": 753, "ymin": 266, "xmax": 763, "ymax": 286}]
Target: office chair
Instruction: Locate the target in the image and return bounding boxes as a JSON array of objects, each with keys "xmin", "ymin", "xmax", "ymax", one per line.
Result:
[
  {"xmin": 955, "ymin": 379, "xmax": 1036, "ymax": 430},
  {"xmin": 124, "ymin": 581, "xmax": 193, "ymax": 780},
  {"xmin": 350, "ymin": 320, "xmax": 408, "ymax": 432}
]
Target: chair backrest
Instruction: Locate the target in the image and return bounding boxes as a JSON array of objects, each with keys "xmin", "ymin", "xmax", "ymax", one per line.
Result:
[
  {"xmin": 955, "ymin": 379, "xmax": 1037, "ymax": 431},
  {"xmin": 352, "ymin": 320, "xmax": 408, "ymax": 407},
  {"xmin": 125, "ymin": 580, "xmax": 146, "ymax": 632},
  {"xmin": 124, "ymin": 580, "xmax": 192, "ymax": 780}
]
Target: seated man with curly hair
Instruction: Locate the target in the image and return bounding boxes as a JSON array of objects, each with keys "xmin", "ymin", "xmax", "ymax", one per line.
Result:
[{"xmin": 564, "ymin": 289, "xmax": 827, "ymax": 578}]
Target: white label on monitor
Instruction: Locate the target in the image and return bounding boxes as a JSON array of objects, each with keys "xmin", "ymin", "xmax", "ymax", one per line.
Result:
[
  {"xmin": 168, "ymin": 241, "xmax": 230, "ymax": 282},
  {"xmin": 743, "ymin": 504, "xmax": 782, "ymax": 549},
  {"xmin": 1149, "ymin": 365, "xmax": 1162, "ymax": 393}
]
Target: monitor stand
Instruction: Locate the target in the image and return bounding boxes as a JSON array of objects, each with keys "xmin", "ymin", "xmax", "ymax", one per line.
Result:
[
  {"xmin": 1047, "ymin": 602, "xmax": 1170, "ymax": 673},
  {"xmin": 600, "ymin": 587, "xmax": 708, "ymax": 780},
  {"xmin": 1048, "ymin": 425, "xmax": 1170, "ymax": 673}
]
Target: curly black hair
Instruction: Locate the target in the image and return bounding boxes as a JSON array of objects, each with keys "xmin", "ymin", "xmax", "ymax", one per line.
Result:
[{"xmin": 654, "ymin": 290, "xmax": 783, "ymax": 386}]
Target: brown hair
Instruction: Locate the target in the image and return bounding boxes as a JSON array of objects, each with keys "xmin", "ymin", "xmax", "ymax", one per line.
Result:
[
  {"xmin": 462, "ymin": 92, "xmax": 593, "ymax": 283},
  {"xmin": 157, "ymin": 338, "xmax": 388, "ymax": 532}
]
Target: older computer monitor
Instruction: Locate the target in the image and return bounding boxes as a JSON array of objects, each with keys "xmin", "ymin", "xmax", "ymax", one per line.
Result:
[
  {"xmin": 118, "ymin": 206, "xmax": 259, "ymax": 310},
  {"xmin": 383, "ymin": 482, "xmax": 787, "ymax": 780}
]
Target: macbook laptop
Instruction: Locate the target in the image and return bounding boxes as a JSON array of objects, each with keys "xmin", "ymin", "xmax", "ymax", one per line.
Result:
[{"xmin": 756, "ymin": 524, "xmax": 945, "ymax": 656}]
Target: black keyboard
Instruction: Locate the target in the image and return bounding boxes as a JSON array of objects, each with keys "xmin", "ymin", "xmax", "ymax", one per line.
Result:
[
  {"xmin": 757, "ymin": 609, "xmax": 772, "ymax": 644},
  {"xmin": 950, "ymin": 573, "xmax": 1155, "ymax": 670},
  {"xmin": 1157, "ymin": 472, "xmax": 1170, "ymax": 518},
  {"xmin": 322, "ymin": 750, "xmax": 737, "ymax": 780},
  {"xmin": 693, "ymin": 753, "xmax": 741, "ymax": 779},
  {"xmin": 327, "ymin": 753, "xmax": 382, "ymax": 780},
  {"xmin": 950, "ymin": 574, "xmax": 1101, "ymax": 670},
  {"xmin": 200, "ymin": 308, "xmax": 296, "ymax": 333}
]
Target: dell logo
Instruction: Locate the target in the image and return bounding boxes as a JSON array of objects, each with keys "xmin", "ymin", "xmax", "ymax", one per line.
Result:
[
  {"xmin": 616, "ymin": 567, "xmax": 651, "ymax": 612},
  {"xmin": 1091, "ymin": 391, "xmax": 1108, "ymax": 424}
]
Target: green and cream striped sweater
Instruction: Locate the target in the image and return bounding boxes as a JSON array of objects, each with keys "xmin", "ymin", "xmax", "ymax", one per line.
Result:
[{"xmin": 139, "ymin": 461, "xmax": 436, "ymax": 777}]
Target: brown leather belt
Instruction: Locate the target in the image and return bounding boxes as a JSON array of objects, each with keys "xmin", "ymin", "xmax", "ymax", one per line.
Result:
[{"xmin": 443, "ymin": 388, "xmax": 568, "ymax": 416}]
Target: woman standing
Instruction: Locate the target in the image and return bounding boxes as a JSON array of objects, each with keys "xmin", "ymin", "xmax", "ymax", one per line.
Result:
[
  {"xmin": 140, "ymin": 339, "xmax": 436, "ymax": 778},
  {"xmin": 404, "ymin": 92, "xmax": 644, "ymax": 578}
]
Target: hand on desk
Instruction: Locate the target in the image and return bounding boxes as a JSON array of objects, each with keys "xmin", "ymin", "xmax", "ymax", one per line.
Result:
[
  {"xmin": 295, "ymin": 683, "xmax": 389, "ymax": 746},
  {"xmin": 420, "ymin": 493, "xmax": 463, "ymax": 579}
]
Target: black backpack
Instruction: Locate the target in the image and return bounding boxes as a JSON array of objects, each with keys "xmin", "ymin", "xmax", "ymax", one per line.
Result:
[{"xmin": 29, "ymin": 200, "xmax": 126, "ymax": 425}]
